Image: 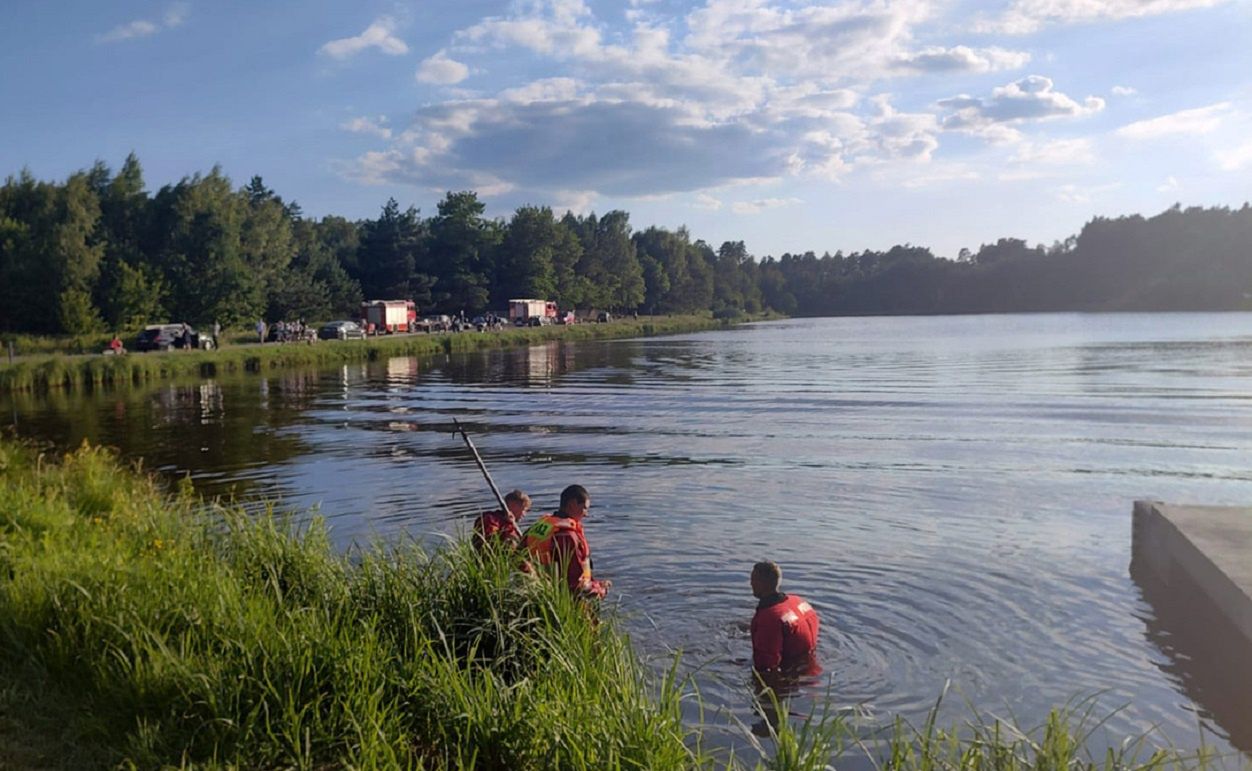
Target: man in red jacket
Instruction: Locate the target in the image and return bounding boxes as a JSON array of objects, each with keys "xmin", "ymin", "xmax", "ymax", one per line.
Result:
[
  {"xmin": 750, "ymin": 560, "xmax": 820, "ymax": 673},
  {"xmin": 473, "ymin": 489, "xmax": 531, "ymax": 549},
  {"xmin": 523, "ymin": 484, "xmax": 610, "ymax": 599}
]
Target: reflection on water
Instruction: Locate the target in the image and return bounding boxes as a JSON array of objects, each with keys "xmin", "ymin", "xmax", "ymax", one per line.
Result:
[{"xmin": 5, "ymin": 314, "xmax": 1252, "ymax": 763}]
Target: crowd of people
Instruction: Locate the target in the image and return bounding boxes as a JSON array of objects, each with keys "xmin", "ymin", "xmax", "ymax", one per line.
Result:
[
  {"xmin": 472, "ymin": 484, "xmax": 820, "ymax": 680},
  {"xmin": 257, "ymin": 319, "xmax": 314, "ymax": 344}
]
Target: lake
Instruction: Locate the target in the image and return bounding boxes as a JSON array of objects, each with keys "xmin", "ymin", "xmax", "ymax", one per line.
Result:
[{"xmin": 6, "ymin": 313, "xmax": 1252, "ymax": 761}]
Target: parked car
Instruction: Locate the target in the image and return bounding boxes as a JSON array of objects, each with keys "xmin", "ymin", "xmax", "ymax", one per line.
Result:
[
  {"xmin": 318, "ymin": 320, "xmax": 366, "ymax": 340},
  {"xmin": 135, "ymin": 324, "xmax": 213, "ymax": 352},
  {"xmin": 423, "ymin": 315, "xmax": 453, "ymax": 332}
]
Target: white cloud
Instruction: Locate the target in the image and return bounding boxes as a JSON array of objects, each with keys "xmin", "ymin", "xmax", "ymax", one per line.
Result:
[
  {"xmin": 319, "ymin": 17, "xmax": 408, "ymax": 60},
  {"xmin": 983, "ymin": 0, "xmax": 1231, "ymax": 34},
  {"xmin": 164, "ymin": 2, "xmax": 190, "ymax": 28},
  {"xmin": 417, "ymin": 51, "xmax": 470, "ymax": 84},
  {"xmin": 98, "ymin": 20, "xmax": 159, "ymax": 43},
  {"xmin": 96, "ymin": 4, "xmax": 188, "ymax": 43},
  {"xmin": 1055, "ymin": 182, "xmax": 1120, "ymax": 204},
  {"xmin": 1115, "ymin": 102, "xmax": 1230, "ymax": 140},
  {"xmin": 341, "ymin": 0, "xmax": 1100, "ymax": 199},
  {"xmin": 731, "ymin": 197, "xmax": 802, "ymax": 215},
  {"xmin": 898, "ymin": 164, "xmax": 981, "ymax": 188},
  {"xmin": 876, "ymin": 96, "xmax": 940, "ymax": 157},
  {"xmin": 1010, "ymin": 137, "xmax": 1095, "ymax": 165},
  {"xmin": 341, "ymin": 116, "xmax": 392, "ymax": 140},
  {"xmin": 939, "ymin": 76, "xmax": 1104, "ymax": 137},
  {"xmin": 1216, "ymin": 140, "xmax": 1252, "ymax": 171},
  {"xmin": 694, "ymin": 193, "xmax": 723, "ymax": 211},
  {"xmin": 550, "ymin": 189, "xmax": 598, "ymax": 213},
  {"xmin": 892, "ymin": 46, "xmax": 1030, "ymax": 74},
  {"xmin": 1111, "ymin": 85, "xmax": 1137, "ymax": 96},
  {"xmin": 1157, "ymin": 176, "xmax": 1180, "ymax": 192}
]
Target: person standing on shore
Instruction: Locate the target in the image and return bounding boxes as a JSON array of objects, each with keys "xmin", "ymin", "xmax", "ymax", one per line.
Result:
[
  {"xmin": 213, "ymin": 320, "xmax": 221, "ymax": 348},
  {"xmin": 256, "ymin": 319, "xmax": 266, "ymax": 344},
  {"xmin": 749, "ymin": 561, "xmax": 820, "ymax": 673},
  {"xmin": 523, "ymin": 485, "xmax": 610, "ymax": 599}
]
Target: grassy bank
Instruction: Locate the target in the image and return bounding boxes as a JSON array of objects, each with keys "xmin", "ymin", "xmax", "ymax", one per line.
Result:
[
  {"xmin": 0, "ymin": 438, "xmax": 1232, "ymax": 769},
  {"xmin": 0, "ymin": 315, "xmax": 729, "ymax": 394},
  {"xmin": 0, "ymin": 438, "xmax": 713, "ymax": 769}
]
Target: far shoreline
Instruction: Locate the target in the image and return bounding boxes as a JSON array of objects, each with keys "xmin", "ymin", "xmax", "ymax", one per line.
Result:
[{"xmin": 0, "ymin": 314, "xmax": 760, "ymax": 395}]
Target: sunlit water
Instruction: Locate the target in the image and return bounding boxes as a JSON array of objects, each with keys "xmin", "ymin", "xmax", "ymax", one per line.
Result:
[{"xmin": 6, "ymin": 313, "xmax": 1252, "ymax": 762}]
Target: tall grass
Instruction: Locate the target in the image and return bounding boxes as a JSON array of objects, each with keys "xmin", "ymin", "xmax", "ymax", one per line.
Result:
[
  {"xmin": 0, "ymin": 438, "xmax": 1235, "ymax": 769},
  {"xmin": 0, "ymin": 315, "xmax": 731, "ymax": 394},
  {"xmin": 0, "ymin": 438, "xmax": 720, "ymax": 768}
]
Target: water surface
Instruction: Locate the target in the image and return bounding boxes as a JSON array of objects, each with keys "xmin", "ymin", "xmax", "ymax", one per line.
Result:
[{"xmin": 7, "ymin": 313, "xmax": 1252, "ymax": 760}]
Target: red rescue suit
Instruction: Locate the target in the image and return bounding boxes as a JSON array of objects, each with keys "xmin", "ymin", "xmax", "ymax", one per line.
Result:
[
  {"xmin": 751, "ymin": 593, "xmax": 820, "ymax": 672},
  {"xmin": 474, "ymin": 509, "xmax": 521, "ymax": 548},
  {"xmin": 523, "ymin": 514, "xmax": 607, "ymax": 598}
]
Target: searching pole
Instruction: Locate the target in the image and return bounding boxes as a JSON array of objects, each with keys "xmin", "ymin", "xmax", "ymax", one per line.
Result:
[{"xmin": 453, "ymin": 418, "xmax": 509, "ymax": 513}]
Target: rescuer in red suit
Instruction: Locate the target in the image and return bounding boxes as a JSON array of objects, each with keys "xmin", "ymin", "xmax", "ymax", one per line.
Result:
[
  {"xmin": 523, "ymin": 484, "xmax": 611, "ymax": 599},
  {"xmin": 750, "ymin": 560, "xmax": 820, "ymax": 673},
  {"xmin": 473, "ymin": 489, "xmax": 531, "ymax": 549}
]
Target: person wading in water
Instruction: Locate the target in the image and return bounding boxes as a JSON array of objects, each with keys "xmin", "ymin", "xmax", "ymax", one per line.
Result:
[
  {"xmin": 473, "ymin": 489, "xmax": 531, "ymax": 549},
  {"xmin": 523, "ymin": 484, "xmax": 610, "ymax": 599},
  {"xmin": 750, "ymin": 560, "xmax": 820, "ymax": 674}
]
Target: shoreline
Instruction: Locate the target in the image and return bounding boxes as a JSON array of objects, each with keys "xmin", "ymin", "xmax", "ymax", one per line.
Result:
[{"xmin": 0, "ymin": 315, "xmax": 741, "ymax": 395}]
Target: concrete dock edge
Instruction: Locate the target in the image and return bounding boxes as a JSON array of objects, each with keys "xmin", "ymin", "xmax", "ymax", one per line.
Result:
[{"xmin": 1132, "ymin": 500, "xmax": 1252, "ymax": 645}]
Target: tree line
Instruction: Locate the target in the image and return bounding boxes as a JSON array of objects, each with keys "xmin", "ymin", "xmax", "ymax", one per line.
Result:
[{"xmin": 2, "ymin": 154, "xmax": 1250, "ymax": 335}]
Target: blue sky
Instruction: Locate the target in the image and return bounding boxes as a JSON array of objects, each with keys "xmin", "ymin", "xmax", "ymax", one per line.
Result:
[{"xmin": 2, "ymin": 0, "xmax": 1249, "ymax": 258}]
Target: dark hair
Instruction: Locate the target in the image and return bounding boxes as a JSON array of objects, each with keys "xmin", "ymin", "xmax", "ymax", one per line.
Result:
[
  {"xmin": 752, "ymin": 561, "xmax": 782, "ymax": 591},
  {"xmin": 559, "ymin": 484, "xmax": 589, "ymax": 509}
]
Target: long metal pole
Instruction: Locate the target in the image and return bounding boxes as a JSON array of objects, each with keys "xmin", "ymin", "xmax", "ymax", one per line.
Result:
[{"xmin": 453, "ymin": 418, "xmax": 509, "ymax": 513}]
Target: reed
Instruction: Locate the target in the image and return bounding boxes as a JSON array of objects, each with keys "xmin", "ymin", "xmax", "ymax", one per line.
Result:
[
  {"xmin": 0, "ymin": 438, "xmax": 1232, "ymax": 770},
  {"xmin": 0, "ymin": 316, "xmax": 730, "ymax": 394}
]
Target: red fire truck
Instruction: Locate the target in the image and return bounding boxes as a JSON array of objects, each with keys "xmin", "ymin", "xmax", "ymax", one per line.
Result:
[{"xmin": 361, "ymin": 300, "xmax": 417, "ymax": 334}]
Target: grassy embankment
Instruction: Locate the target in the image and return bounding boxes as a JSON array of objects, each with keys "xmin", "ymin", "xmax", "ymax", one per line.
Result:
[
  {"xmin": 0, "ymin": 438, "xmax": 1231, "ymax": 769},
  {"xmin": 0, "ymin": 315, "xmax": 728, "ymax": 394}
]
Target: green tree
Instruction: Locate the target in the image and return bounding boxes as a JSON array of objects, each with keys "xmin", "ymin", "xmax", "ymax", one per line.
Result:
[
  {"xmin": 712, "ymin": 240, "xmax": 761, "ymax": 314},
  {"xmin": 426, "ymin": 191, "xmax": 500, "ymax": 312},
  {"xmin": 564, "ymin": 211, "xmax": 644, "ymax": 310},
  {"xmin": 496, "ymin": 206, "xmax": 569, "ymax": 305},
  {"xmin": 287, "ymin": 217, "xmax": 362, "ymax": 318},
  {"xmin": 0, "ymin": 170, "xmax": 106, "ymax": 332},
  {"xmin": 110, "ymin": 261, "xmax": 166, "ymax": 330},
  {"xmin": 358, "ymin": 199, "xmax": 426, "ymax": 302},
  {"xmin": 632, "ymin": 226, "xmax": 713, "ymax": 313},
  {"xmin": 149, "ymin": 168, "xmax": 259, "ymax": 326}
]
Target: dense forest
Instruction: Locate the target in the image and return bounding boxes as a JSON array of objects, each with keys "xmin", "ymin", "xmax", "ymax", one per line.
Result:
[{"xmin": 2, "ymin": 154, "xmax": 1250, "ymax": 334}]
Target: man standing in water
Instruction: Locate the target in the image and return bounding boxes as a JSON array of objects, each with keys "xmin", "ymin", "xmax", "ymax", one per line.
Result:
[
  {"xmin": 523, "ymin": 484, "xmax": 610, "ymax": 599},
  {"xmin": 750, "ymin": 561, "xmax": 820, "ymax": 673},
  {"xmin": 473, "ymin": 489, "xmax": 531, "ymax": 549}
]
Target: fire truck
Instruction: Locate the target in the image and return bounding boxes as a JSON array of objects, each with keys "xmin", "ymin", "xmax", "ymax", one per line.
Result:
[
  {"xmin": 361, "ymin": 300, "xmax": 417, "ymax": 334},
  {"xmin": 508, "ymin": 298, "xmax": 558, "ymax": 325}
]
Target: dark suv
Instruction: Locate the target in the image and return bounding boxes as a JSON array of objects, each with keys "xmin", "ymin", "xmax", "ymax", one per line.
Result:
[{"xmin": 135, "ymin": 324, "xmax": 213, "ymax": 352}]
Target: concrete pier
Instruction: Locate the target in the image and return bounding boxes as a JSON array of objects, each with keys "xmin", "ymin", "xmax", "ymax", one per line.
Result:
[
  {"xmin": 1132, "ymin": 501, "xmax": 1252, "ymax": 644},
  {"xmin": 1131, "ymin": 501, "xmax": 1252, "ymax": 752}
]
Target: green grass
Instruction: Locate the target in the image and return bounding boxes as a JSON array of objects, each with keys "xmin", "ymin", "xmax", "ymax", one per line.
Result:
[
  {"xmin": 0, "ymin": 316, "xmax": 732, "ymax": 394},
  {"xmin": 0, "ymin": 438, "xmax": 1236, "ymax": 769},
  {"xmin": 0, "ymin": 332, "xmax": 117, "ymax": 357}
]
